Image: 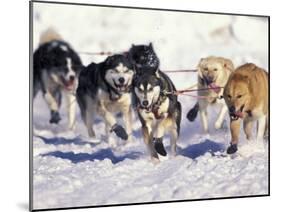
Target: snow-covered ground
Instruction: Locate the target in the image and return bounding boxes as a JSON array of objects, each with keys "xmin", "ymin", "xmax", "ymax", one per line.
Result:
[{"xmin": 32, "ymin": 2, "xmax": 269, "ymax": 210}]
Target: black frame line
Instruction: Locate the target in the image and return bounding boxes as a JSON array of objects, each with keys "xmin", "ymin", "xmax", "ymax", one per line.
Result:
[
  {"xmin": 30, "ymin": 1, "xmax": 34, "ymax": 211},
  {"xmin": 29, "ymin": 0, "xmax": 270, "ymax": 211},
  {"xmin": 32, "ymin": 0, "xmax": 269, "ymax": 18}
]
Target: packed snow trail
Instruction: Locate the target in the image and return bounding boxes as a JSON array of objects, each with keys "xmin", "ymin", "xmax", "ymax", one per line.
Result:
[{"xmin": 33, "ymin": 93, "xmax": 268, "ymax": 209}]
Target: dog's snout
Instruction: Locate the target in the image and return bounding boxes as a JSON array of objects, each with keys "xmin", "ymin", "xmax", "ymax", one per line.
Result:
[
  {"xmin": 207, "ymin": 75, "xmax": 214, "ymax": 82},
  {"xmin": 203, "ymin": 76, "xmax": 213, "ymax": 85},
  {"xmin": 118, "ymin": 77, "xmax": 125, "ymax": 84},
  {"xmin": 229, "ymin": 106, "xmax": 236, "ymax": 113},
  {"xmin": 69, "ymin": 75, "xmax": 75, "ymax": 82},
  {"xmin": 142, "ymin": 100, "xmax": 149, "ymax": 106}
]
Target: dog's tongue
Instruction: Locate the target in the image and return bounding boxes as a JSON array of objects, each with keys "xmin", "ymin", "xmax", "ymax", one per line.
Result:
[
  {"xmin": 208, "ymin": 83, "xmax": 221, "ymax": 93},
  {"xmin": 64, "ymin": 81, "xmax": 74, "ymax": 91},
  {"xmin": 234, "ymin": 111, "xmax": 244, "ymax": 118},
  {"xmin": 119, "ymin": 86, "xmax": 126, "ymax": 92}
]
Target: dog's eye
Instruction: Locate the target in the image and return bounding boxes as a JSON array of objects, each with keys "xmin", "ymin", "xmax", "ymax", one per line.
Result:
[
  {"xmin": 237, "ymin": 95, "xmax": 242, "ymax": 99},
  {"xmin": 148, "ymin": 87, "xmax": 153, "ymax": 92},
  {"xmin": 213, "ymin": 68, "xmax": 218, "ymax": 71},
  {"xmin": 204, "ymin": 68, "xmax": 208, "ymax": 71},
  {"xmin": 227, "ymin": 95, "xmax": 232, "ymax": 99}
]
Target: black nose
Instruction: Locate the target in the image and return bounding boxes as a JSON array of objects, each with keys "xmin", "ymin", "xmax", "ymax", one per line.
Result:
[
  {"xmin": 69, "ymin": 75, "xmax": 75, "ymax": 82},
  {"xmin": 229, "ymin": 106, "xmax": 236, "ymax": 113},
  {"xmin": 118, "ymin": 77, "xmax": 125, "ymax": 84},
  {"xmin": 142, "ymin": 100, "xmax": 149, "ymax": 106}
]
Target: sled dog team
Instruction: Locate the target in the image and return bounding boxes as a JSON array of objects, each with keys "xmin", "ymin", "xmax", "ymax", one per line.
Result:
[{"xmin": 33, "ymin": 29, "xmax": 268, "ymax": 161}]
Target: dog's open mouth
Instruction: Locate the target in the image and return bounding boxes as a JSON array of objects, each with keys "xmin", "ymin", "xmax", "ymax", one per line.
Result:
[
  {"xmin": 230, "ymin": 104, "xmax": 245, "ymax": 120},
  {"xmin": 138, "ymin": 104, "xmax": 153, "ymax": 112},
  {"xmin": 113, "ymin": 81, "xmax": 129, "ymax": 92},
  {"xmin": 141, "ymin": 105, "xmax": 152, "ymax": 112},
  {"xmin": 203, "ymin": 77, "xmax": 221, "ymax": 93},
  {"xmin": 61, "ymin": 77, "xmax": 75, "ymax": 91},
  {"xmin": 208, "ymin": 83, "xmax": 221, "ymax": 94}
]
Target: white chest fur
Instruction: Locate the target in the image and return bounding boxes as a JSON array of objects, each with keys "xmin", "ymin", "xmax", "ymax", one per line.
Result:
[
  {"xmin": 96, "ymin": 89, "xmax": 132, "ymax": 113},
  {"xmin": 139, "ymin": 98, "xmax": 170, "ymax": 128}
]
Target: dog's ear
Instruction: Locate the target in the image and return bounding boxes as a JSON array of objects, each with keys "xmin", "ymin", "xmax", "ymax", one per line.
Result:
[
  {"xmin": 197, "ymin": 58, "xmax": 205, "ymax": 78},
  {"xmin": 198, "ymin": 58, "xmax": 205, "ymax": 67},
  {"xmin": 148, "ymin": 42, "xmax": 153, "ymax": 49},
  {"xmin": 105, "ymin": 55, "xmax": 115, "ymax": 66},
  {"xmin": 155, "ymin": 69, "xmax": 161, "ymax": 78},
  {"xmin": 223, "ymin": 59, "xmax": 234, "ymax": 71}
]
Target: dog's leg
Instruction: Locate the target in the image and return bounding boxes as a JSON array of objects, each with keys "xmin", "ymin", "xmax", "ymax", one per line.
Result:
[
  {"xmin": 199, "ymin": 101, "xmax": 208, "ymax": 133},
  {"xmin": 155, "ymin": 115, "xmax": 168, "ymax": 139},
  {"xmin": 123, "ymin": 106, "xmax": 133, "ymax": 142},
  {"xmin": 85, "ymin": 108, "xmax": 95, "ymax": 138},
  {"xmin": 142, "ymin": 123, "xmax": 159, "ymax": 162},
  {"xmin": 105, "ymin": 122, "xmax": 117, "ymax": 147},
  {"xmin": 44, "ymin": 90, "xmax": 61, "ymax": 124},
  {"xmin": 65, "ymin": 92, "xmax": 76, "ymax": 130},
  {"xmin": 84, "ymin": 98, "xmax": 96, "ymax": 138},
  {"xmin": 186, "ymin": 102, "xmax": 199, "ymax": 122},
  {"xmin": 54, "ymin": 90, "xmax": 62, "ymax": 108},
  {"xmin": 44, "ymin": 91, "xmax": 58, "ymax": 111},
  {"xmin": 78, "ymin": 95, "xmax": 95, "ymax": 138},
  {"xmin": 227, "ymin": 119, "xmax": 241, "ymax": 154},
  {"xmin": 39, "ymin": 72, "xmax": 61, "ymax": 124},
  {"xmin": 257, "ymin": 115, "xmax": 266, "ymax": 142},
  {"xmin": 243, "ymin": 118, "xmax": 253, "ymax": 141},
  {"xmin": 170, "ymin": 127, "xmax": 178, "ymax": 157},
  {"xmin": 153, "ymin": 114, "xmax": 170, "ymax": 156},
  {"xmin": 215, "ymin": 104, "xmax": 228, "ymax": 129},
  {"xmin": 98, "ymin": 101, "xmax": 128, "ymax": 140},
  {"xmin": 33, "ymin": 79, "xmax": 40, "ymax": 99}
]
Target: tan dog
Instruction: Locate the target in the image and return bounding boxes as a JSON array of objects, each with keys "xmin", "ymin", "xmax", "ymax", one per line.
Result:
[
  {"xmin": 223, "ymin": 63, "xmax": 268, "ymax": 154},
  {"xmin": 187, "ymin": 56, "xmax": 234, "ymax": 133}
]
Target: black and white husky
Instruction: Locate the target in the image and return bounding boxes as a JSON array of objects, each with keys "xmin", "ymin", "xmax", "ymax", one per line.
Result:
[
  {"xmin": 76, "ymin": 54, "xmax": 135, "ymax": 141},
  {"xmin": 134, "ymin": 73, "xmax": 182, "ymax": 161},
  {"xmin": 129, "ymin": 43, "xmax": 181, "ymax": 160},
  {"xmin": 33, "ymin": 28, "xmax": 83, "ymax": 129}
]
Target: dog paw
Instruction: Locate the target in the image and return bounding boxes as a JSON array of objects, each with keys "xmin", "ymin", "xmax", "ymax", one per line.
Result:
[
  {"xmin": 153, "ymin": 137, "xmax": 167, "ymax": 156},
  {"xmin": 49, "ymin": 110, "xmax": 61, "ymax": 124},
  {"xmin": 111, "ymin": 124, "xmax": 128, "ymax": 140},
  {"xmin": 68, "ymin": 123, "xmax": 76, "ymax": 131},
  {"xmin": 151, "ymin": 157, "xmax": 160, "ymax": 164},
  {"xmin": 214, "ymin": 121, "xmax": 222, "ymax": 129},
  {"xmin": 186, "ymin": 109, "xmax": 197, "ymax": 122},
  {"xmin": 227, "ymin": 143, "xmax": 238, "ymax": 154},
  {"xmin": 186, "ymin": 104, "xmax": 199, "ymax": 122}
]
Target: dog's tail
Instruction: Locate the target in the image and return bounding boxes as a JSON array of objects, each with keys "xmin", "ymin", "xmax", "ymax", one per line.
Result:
[
  {"xmin": 39, "ymin": 27, "xmax": 62, "ymax": 45},
  {"xmin": 186, "ymin": 102, "xmax": 199, "ymax": 122}
]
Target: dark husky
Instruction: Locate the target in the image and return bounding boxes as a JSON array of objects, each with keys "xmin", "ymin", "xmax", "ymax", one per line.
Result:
[
  {"xmin": 134, "ymin": 73, "xmax": 182, "ymax": 161},
  {"xmin": 33, "ymin": 28, "xmax": 83, "ymax": 129},
  {"xmin": 129, "ymin": 43, "xmax": 181, "ymax": 160},
  {"xmin": 76, "ymin": 54, "xmax": 135, "ymax": 141},
  {"xmin": 128, "ymin": 42, "xmax": 160, "ymax": 77}
]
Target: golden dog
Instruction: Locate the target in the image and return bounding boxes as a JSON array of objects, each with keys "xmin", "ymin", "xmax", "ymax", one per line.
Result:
[
  {"xmin": 187, "ymin": 56, "xmax": 234, "ymax": 133},
  {"xmin": 223, "ymin": 63, "xmax": 268, "ymax": 154}
]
